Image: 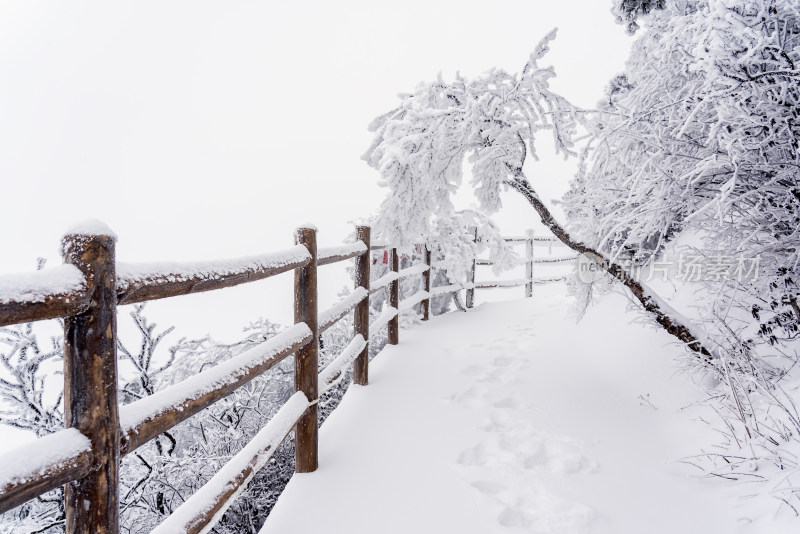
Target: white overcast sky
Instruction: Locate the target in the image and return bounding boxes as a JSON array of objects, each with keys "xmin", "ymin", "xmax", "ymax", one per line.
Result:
[{"xmin": 0, "ymin": 1, "xmax": 632, "ymax": 339}]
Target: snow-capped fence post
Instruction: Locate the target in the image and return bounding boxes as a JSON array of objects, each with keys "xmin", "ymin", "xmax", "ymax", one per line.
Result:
[
  {"xmin": 466, "ymin": 226, "xmax": 477, "ymax": 308},
  {"xmin": 294, "ymin": 226, "xmax": 319, "ymax": 473},
  {"xmin": 525, "ymin": 229, "xmax": 534, "ymax": 298},
  {"xmin": 388, "ymin": 248, "xmax": 399, "ymax": 345},
  {"xmin": 422, "ymin": 245, "xmax": 431, "ymax": 321},
  {"xmin": 61, "ymin": 229, "xmax": 120, "ymax": 534},
  {"xmin": 353, "ymin": 225, "xmax": 370, "ymax": 385}
]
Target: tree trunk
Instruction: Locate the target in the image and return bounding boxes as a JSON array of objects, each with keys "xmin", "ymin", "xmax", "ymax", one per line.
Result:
[{"xmin": 505, "ymin": 175, "xmax": 713, "ymax": 363}]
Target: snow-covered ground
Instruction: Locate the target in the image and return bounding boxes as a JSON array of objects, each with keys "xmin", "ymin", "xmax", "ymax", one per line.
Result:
[{"xmin": 260, "ymin": 283, "xmax": 797, "ymax": 534}]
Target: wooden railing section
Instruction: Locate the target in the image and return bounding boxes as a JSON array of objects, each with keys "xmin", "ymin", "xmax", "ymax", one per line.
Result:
[
  {"xmin": 468, "ymin": 229, "xmax": 576, "ymax": 302},
  {"xmin": 0, "ymin": 224, "xmax": 568, "ymax": 534}
]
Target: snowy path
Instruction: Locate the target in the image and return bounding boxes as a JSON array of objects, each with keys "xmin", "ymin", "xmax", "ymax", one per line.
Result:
[{"xmin": 260, "ymin": 284, "xmax": 795, "ymax": 534}]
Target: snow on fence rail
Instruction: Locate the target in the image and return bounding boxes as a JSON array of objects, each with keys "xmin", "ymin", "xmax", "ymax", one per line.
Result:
[
  {"xmin": 0, "ymin": 224, "xmax": 563, "ymax": 534},
  {"xmin": 370, "ymin": 270, "xmax": 399, "ymax": 293},
  {"xmin": 471, "ymin": 229, "xmax": 574, "ymax": 299},
  {"xmin": 429, "ymin": 283, "xmax": 465, "ymax": 296},
  {"xmin": 116, "ymin": 245, "xmax": 312, "ymax": 305},
  {"xmin": 318, "ymin": 335, "xmax": 367, "ymax": 394},
  {"xmin": 317, "ymin": 242, "xmax": 368, "ymax": 266},
  {"xmin": 0, "ymin": 428, "xmax": 93, "ymax": 513},
  {"xmin": 397, "ymin": 262, "xmax": 429, "ymax": 278},
  {"xmin": 150, "ymin": 392, "xmax": 310, "ymax": 534},
  {"xmin": 119, "ymin": 324, "xmax": 313, "ymax": 456},
  {"xmin": 319, "ymin": 287, "xmax": 369, "ymax": 333},
  {"xmin": 399, "ymin": 290, "xmax": 430, "ymax": 312},
  {"xmin": 0, "ymin": 265, "xmax": 90, "ymax": 327},
  {"xmin": 369, "ymin": 306, "xmax": 399, "ymax": 341}
]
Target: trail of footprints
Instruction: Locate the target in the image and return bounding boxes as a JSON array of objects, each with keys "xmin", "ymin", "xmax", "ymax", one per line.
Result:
[{"xmin": 447, "ymin": 339, "xmax": 598, "ymax": 533}]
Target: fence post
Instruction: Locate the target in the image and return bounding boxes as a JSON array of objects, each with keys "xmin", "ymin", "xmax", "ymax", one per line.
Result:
[
  {"xmin": 353, "ymin": 226, "xmax": 370, "ymax": 385},
  {"xmin": 526, "ymin": 229, "xmax": 534, "ymax": 298},
  {"xmin": 466, "ymin": 227, "xmax": 477, "ymax": 308},
  {"xmin": 62, "ymin": 230, "xmax": 120, "ymax": 534},
  {"xmin": 422, "ymin": 245, "xmax": 431, "ymax": 321},
  {"xmin": 388, "ymin": 248, "xmax": 399, "ymax": 344},
  {"xmin": 294, "ymin": 226, "xmax": 318, "ymax": 473}
]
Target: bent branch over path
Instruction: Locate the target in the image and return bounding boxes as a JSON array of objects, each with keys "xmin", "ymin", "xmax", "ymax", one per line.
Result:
[{"xmin": 504, "ymin": 174, "xmax": 713, "ymax": 363}]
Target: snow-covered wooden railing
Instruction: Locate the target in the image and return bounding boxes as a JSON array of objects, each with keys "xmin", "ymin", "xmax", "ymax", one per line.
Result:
[
  {"xmin": 118, "ymin": 324, "xmax": 313, "ymax": 456},
  {"xmin": 471, "ymin": 229, "xmax": 575, "ymax": 300},
  {"xmin": 115, "ymin": 246, "xmax": 312, "ymax": 305},
  {"xmin": 317, "ymin": 242, "xmax": 368, "ymax": 267},
  {"xmin": 0, "ymin": 265, "xmax": 91, "ymax": 327},
  {"xmin": 0, "ymin": 223, "xmax": 562, "ymax": 534},
  {"xmin": 0, "ymin": 223, "xmax": 380, "ymax": 534}
]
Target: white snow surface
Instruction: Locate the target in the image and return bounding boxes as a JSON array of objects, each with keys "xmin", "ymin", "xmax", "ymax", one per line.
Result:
[
  {"xmin": 119, "ymin": 323, "xmax": 312, "ymax": 435},
  {"xmin": 63, "ymin": 219, "xmax": 117, "ymax": 239},
  {"xmin": 0, "ymin": 264, "xmax": 85, "ymax": 304},
  {"xmin": 116, "ymin": 245, "xmax": 311, "ymax": 291},
  {"xmin": 0, "ymin": 428, "xmax": 90, "ymax": 488},
  {"xmin": 260, "ymin": 284, "xmax": 797, "ymax": 534},
  {"xmin": 151, "ymin": 392, "xmax": 309, "ymax": 534}
]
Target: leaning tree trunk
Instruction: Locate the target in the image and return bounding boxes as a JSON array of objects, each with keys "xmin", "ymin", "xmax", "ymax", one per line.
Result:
[{"xmin": 505, "ymin": 175, "xmax": 713, "ymax": 363}]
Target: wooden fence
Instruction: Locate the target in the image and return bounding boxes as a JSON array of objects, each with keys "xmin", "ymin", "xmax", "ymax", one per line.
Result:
[
  {"xmin": 468, "ymin": 230, "xmax": 574, "ymax": 303},
  {"xmin": 0, "ymin": 224, "xmax": 571, "ymax": 534}
]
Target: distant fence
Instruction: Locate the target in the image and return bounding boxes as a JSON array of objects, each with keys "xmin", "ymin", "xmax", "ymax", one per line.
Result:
[
  {"xmin": 0, "ymin": 224, "xmax": 571, "ymax": 534},
  {"xmin": 468, "ymin": 230, "xmax": 574, "ymax": 304}
]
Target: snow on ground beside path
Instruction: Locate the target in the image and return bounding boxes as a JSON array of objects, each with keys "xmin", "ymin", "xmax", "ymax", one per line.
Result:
[{"xmin": 260, "ymin": 283, "xmax": 798, "ymax": 534}]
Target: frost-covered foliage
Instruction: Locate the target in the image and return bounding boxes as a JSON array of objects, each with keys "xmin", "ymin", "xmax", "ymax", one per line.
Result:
[
  {"xmin": 0, "ymin": 265, "xmax": 418, "ymax": 534},
  {"xmin": 0, "ymin": 323, "xmax": 66, "ymax": 533},
  {"xmin": 567, "ymin": 0, "xmax": 800, "ymax": 341},
  {"xmin": 427, "ymin": 211, "xmax": 519, "ymax": 284},
  {"xmin": 0, "ymin": 324, "xmax": 63, "ymax": 437},
  {"xmin": 611, "ymin": 0, "xmax": 667, "ymax": 33},
  {"xmin": 118, "ymin": 317, "xmax": 296, "ymax": 534},
  {"xmin": 566, "ymin": 0, "xmax": 800, "ymax": 510},
  {"xmin": 572, "ymin": 0, "xmax": 800, "ymax": 278},
  {"xmin": 363, "ymin": 30, "xmax": 578, "ymax": 252}
]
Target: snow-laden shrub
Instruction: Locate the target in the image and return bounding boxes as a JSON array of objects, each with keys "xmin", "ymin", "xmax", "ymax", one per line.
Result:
[{"xmin": 0, "ymin": 303, "xmax": 381, "ymax": 533}]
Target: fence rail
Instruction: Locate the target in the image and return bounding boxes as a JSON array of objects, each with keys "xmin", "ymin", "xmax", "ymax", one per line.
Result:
[
  {"xmin": 0, "ymin": 224, "xmax": 565, "ymax": 534},
  {"xmin": 472, "ymin": 228, "xmax": 576, "ymax": 299}
]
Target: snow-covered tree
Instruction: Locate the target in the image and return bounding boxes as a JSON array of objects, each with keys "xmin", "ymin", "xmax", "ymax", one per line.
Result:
[
  {"xmin": 612, "ymin": 0, "xmax": 667, "ymax": 33},
  {"xmin": 564, "ymin": 0, "xmax": 800, "ymax": 507},
  {"xmin": 363, "ymin": 30, "xmax": 577, "ymax": 250},
  {"xmin": 364, "ymin": 30, "xmax": 714, "ymax": 361},
  {"xmin": 566, "ymin": 0, "xmax": 800, "ymax": 340},
  {"xmin": 0, "ymin": 323, "xmax": 63, "ymax": 437}
]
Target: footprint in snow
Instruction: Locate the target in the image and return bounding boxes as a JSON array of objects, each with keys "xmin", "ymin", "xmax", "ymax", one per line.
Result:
[
  {"xmin": 460, "ymin": 364, "xmax": 487, "ymax": 378},
  {"xmin": 492, "ymin": 355, "xmax": 519, "ymax": 369},
  {"xmin": 446, "ymin": 384, "xmax": 490, "ymax": 408},
  {"xmin": 493, "ymin": 396, "xmax": 525, "ymax": 410},
  {"xmin": 455, "ymin": 408, "xmax": 598, "ymax": 532},
  {"xmin": 497, "ymin": 492, "xmax": 596, "ymax": 533},
  {"xmin": 470, "ymin": 479, "xmax": 506, "ymax": 495},
  {"xmin": 457, "ymin": 442, "xmax": 495, "ymax": 467}
]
